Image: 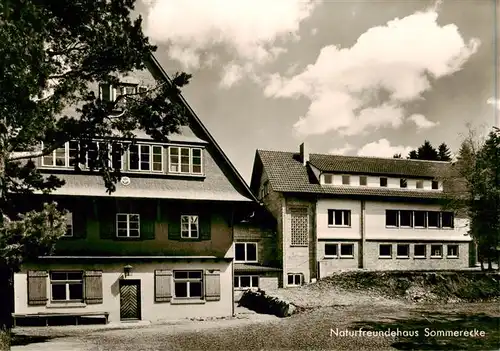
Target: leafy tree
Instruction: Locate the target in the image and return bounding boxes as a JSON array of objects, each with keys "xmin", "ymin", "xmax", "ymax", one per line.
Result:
[
  {"xmin": 0, "ymin": 0, "xmax": 190, "ymax": 343},
  {"xmin": 437, "ymin": 142, "xmax": 452, "ymax": 161},
  {"xmin": 443, "ymin": 127, "xmax": 500, "ymax": 271},
  {"xmin": 393, "ymin": 153, "xmax": 402, "ymax": 159},
  {"xmin": 407, "ymin": 150, "xmax": 419, "ymax": 159}
]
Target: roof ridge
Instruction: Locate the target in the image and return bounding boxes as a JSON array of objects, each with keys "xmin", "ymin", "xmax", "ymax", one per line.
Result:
[{"xmin": 310, "ymin": 152, "xmax": 451, "ymax": 164}]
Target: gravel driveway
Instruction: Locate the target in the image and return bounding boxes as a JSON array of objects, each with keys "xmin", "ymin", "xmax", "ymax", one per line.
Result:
[{"xmin": 11, "ymin": 303, "xmax": 499, "ymax": 351}]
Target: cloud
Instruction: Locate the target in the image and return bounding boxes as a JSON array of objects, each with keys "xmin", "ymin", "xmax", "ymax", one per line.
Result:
[
  {"xmin": 408, "ymin": 114, "xmax": 439, "ymax": 129},
  {"xmin": 357, "ymin": 139, "xmax": 414, "ymax": 158},
  {"xmin": 263, "ymin": 7, "xmax": 480, "ymax": 136},
  {"xmin": 487, "ymin": 97, "xmax": 500, "ymax": 110},
  {"xmin": 143, "ymin": 0, "xmax": 319, "ymax": 83},
  {"xmin": 329, "ymin": 143, "xmax": 353, "ymax": 155}
]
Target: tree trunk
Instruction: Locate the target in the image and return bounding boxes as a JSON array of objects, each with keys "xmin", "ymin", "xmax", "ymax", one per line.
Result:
[
  {"xmin": 488, "ymin": 258, "xmax": 492, "ymax": 271},
  {"xmin": 480, "ymin": 260, "xmax": 485, "ymax": 271},
  {"xmin": 0, "ymin": 268, "xmax": 12, "ymax": 350}
]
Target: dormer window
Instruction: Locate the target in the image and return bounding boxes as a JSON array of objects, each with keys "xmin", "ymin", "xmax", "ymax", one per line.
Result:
[
  {"xmin": 168, "ymin": 146, "xmax": 203, "ymax": 175},
  {"xmin": 341, "ymin": 175, "xmax": 350, "ymax": 185},
  {"xmin": 432, "ymin": 180, "xmax": 439, "ymax": 190},
  {"xmin": 380, "ymin": 177, "xmax": 388, "ymax": 187},
  {"xmin": 324, "ymin": 174, "xmax": 333, "ymax": 184},
  {"xmin": 400, "ymin": 178, "xmax": 407, "ymax": 188},
  {"xmin": 129, "ymin": 144, "xmax": 163, "ymax": 172},
  {"xmin": 416, "ymin": 180, "xmax": 424, "ymax": 189},
  {"xmin": 359, "ymin": 176, "xmax": 367, "ymax": 186}
]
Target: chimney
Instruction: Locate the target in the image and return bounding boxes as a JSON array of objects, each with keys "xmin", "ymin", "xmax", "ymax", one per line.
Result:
[{"xmin": 299, "ymin": 142, "xmax": 309, "ymax": 166}]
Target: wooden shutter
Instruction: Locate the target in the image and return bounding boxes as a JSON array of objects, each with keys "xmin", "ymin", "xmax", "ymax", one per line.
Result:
[
  {"xmin": 154, "ymin": 270, "xmax": 172, "ymax": 302},
  {"xmin": 84, "ymin": 270, "xmax": 103, "ymax": 304},
  {"xmin": 204, "ymin": 270, "xmax": 221, "ymax": 301},
  {"xmin": 200, "ymin": 212, "xmax": 211, "ymax": 241},
  {"xmin": 27, "ymin": 271, "xmax": 48, "ymax": 305},
  {"xmin": 168, "ymin": 210, "xmax": 181, "ymax": 241}
]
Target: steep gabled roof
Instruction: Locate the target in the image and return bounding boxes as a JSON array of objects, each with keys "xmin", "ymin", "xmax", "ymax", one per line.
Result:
[
  {"xmin": 251, "ymin": 150, "xmax": 456, "ymax": 200},
  {"xmin": 146, "ymin": 54, "xmax": 258, "ymax": 203}
]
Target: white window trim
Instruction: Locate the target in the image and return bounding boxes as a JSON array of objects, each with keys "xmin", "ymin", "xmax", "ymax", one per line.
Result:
[
  {"xmin": 173, "ymin": 271, "xmax": 203, "ymax": 299},
  {"xmin": 64, "ymin": 212, "xmax": 73, "ymax": 237},
  {"xmin": 181, "ymin": 215, "xmax": 199, "ymax": 239},
  {"xmin": 50, "ymin": 271, "xmax": 84, "ymax": 302},
  {"xmin": 447, "ymin": 245, "xmax": 459, "ymax": 258},
  {"xmin": 414, "ymin": 244, "xmax": 427, "ymax": 258},
  {"xmin": 399, "ymin": 210, "xmax": 413, "ymax": 228},
  {"xmin": 441, "ymin": 213, "xmax": 454, "ymax": 229},
  {"xmin": 168, "ymin": 146, "xmax": 203, "ymax": 175},
  {"xmin": 234, "ymin": 242, "xmax": 258, "ymax": 263},
  {"xmin": 128, "ymin": 143, "xmax": 164, "ymax": 173},
  {"xmin": 234, "ymin": 275, "xmax": 259, "ymax": 289},
  {"xmin": 116, "ymin": 213, "xmax": 140, "ymax": 238},
  {"xmin": 378, "ymin": 244, "xmax": 392, "ymax": 258},
  {"xmin": 396, "ymin": 244, "xmax": 410, "ymax": 258},
  {"xmin": 339, "ymin": 243, "xmax": 355, "ymax": 258},
  {"xmin": 413, "ymin": 211, "xmax": 427, "ymax": 229},
  {"xmin": 287, "ymin": 273, "xmax": 302, "ymax": 287},
  {"xmin": 328, "ymin": 209, "xmax": 351, "ymax": 228},
  {"xmin": 323, "ymin": 174, "xmax": 333, "ymax": 184},
  {"xmin": 324, "ymin": 243, "xmax": 339, "ymax": 258},
  {"xmin": 385, "ymin": 210, "xmax": 399, "ymax": 228},
  {"xmin": 430, "ymin": 245, "xmax": 443, "ymax": 258},
  {"xmin": 41, "ymin": 142, "xmax": 69, "ymax": 168},
  {"xmin": 427, "ymin": 212, "xmax": 441, "ymax": 229}
]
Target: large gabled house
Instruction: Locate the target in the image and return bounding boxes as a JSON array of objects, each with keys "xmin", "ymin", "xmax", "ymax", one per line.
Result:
[
  {"xmin": 12, "ymin": 55, "xmax": 278, "ymax": 326},
  {"xmin": 250, "ymin": 143, "xmax": 472, "ymax": 288}
]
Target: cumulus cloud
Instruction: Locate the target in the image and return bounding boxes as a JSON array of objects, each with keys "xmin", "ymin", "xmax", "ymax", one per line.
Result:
[
  {"xmin": 329, "ymin": 143, "xmax": 353, "ymax": 155},
  {"xmin": 357, "ymin": 139, "xmax": 414, "ymax": 158},
  {"xmin": 143, "ymin": 0, "xmax": 319, "ymax": 85},
  {"xmin": 263, "ymin": 6, "xmax": 480, "ymax": 136},
  {"xmin": 487, "ymin": 97, "xmax": 500, "ymax": 110},
  {"xmin": 408, "ymin": 114, "xmax": 439, "ymax": 129}
]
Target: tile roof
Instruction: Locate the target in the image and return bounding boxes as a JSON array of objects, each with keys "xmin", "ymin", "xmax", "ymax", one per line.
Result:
[{"xmin": 256, "ymin": 150, "xmax": 458, "ymax": 200}]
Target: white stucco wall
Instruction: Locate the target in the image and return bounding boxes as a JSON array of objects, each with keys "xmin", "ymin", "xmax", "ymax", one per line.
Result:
[
  {"xmin": 316, "ymin": 199, "xmax": 361, "ymax": 240},
  {"xmin": 14, "ymin": 260, "xmax": 233, "ymax": 323}
]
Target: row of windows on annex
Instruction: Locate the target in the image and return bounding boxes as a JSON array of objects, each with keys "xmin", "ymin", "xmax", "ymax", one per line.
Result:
[
  {"xmin": 28, "ymin": 269, "xmax": 221, "ymax": 305},
  {"xmin": 378, "ymin": 243, "xmax": 459, "ymax": 259},
  {"xmin": 325, "ymin": 209, "xmax": 454, "ymax": 229},
  {"xmin": 62, "ymin": 212, "xmax": 206, "ymax": 240},
  {"xmin": 322, "ymin": 174, "xmax": 441, "ymax": 191},
  {"xmin": 41, "ymin": 141, "xmax": 203, "ymax": 176}
]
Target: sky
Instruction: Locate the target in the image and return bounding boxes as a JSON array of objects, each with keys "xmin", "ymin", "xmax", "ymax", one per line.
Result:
[{"xmin": 137, "ymin": 0, "xmax": 498, "ymax": 183}]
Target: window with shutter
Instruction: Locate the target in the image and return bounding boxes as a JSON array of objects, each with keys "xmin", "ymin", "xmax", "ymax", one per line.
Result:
[
  {"xmin": 204, "ymin": 270, "xmax": 221, "ymax": 301},
  {"xmin": 154, "ymin": 270, "xmax": 172, "ymax": 302},
  {"xmin": 27, "ymin": 271, "xmax": 48, "ymax": 305},
  {"xmin": 84, "ymin": 271, "xmax": 103, "ymax": 304}
]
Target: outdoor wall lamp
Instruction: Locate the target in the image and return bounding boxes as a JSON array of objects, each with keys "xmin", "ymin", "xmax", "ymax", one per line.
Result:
[{"xmin": 124, "ymin": 264, "xmax": 133, "ymax": 277}]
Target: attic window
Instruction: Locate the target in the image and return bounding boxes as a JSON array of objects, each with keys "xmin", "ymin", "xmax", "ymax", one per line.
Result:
[
  {"xmin": 432, "ymin": 180, "xmax": 439, "ymax": 189},
  {"xmin": 380, "ymin": 177, "xmax": 388, "ymax": 187},
  {"xmin": 99, "ymin": 83, "xmax": 145, "ymax": 104},
  {"xmin": 341, "ymin": 175, "xmax": 350, "ymax": 185},
  {"xmin": 324, "ymin": 174, "xmax": 333, "ymax": 184},
  {"xmin": 400, "ymin": 179, "xmax": 407, "ymax": 188},
  {"xmin": 168, "ymin": 146, "xmax": 203, "ymax": 175},
  {"xmin": 359, "ymin": 176, "xmax": 367, "ymax": 186}
]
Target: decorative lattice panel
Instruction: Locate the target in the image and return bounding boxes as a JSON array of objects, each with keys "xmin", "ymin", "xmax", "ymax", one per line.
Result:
[{"xmin": 290, "ymin": 208, "xmax": 309, "ymax": 247}]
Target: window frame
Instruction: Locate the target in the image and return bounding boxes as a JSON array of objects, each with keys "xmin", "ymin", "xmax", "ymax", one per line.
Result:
[
  {"xmin": 41, "ymin": 142, "xmax": 69, "ymax": 168},
  {"xmin": 379, "ymin": 244, "xmax": 392, "ymax": 259},
  {"xmin": 180, "ymin": 215, "xmax": 199, "ymax": 239},
  {"xmin": 427, "ymin": 211, "xmax": 441, "ymax": 228},
  {"xmin": 431, "ymin": 180, "xmax": 439, "ymax": 190},
  {"xmin": 414, "ymin": 244, "xmax": 427, "ymax": 258},
  {"xmin": 63, "ymin": 212, "xmax": 73, "ymax": 237},
  {"xmin": 430, "ymin": 244, "xmax": 443, "ymax": 258},
  {"xmin": 447, "ymin": 244, "xmax": 459, "ymax": 258},
  {"xmin": 339, "ymin": 243, "xmax": 354, "ymax": 258},
  {"xmin": 234, "ymin": 242, "xmax": 258, "ymax": 263},
  {"xmin": 385, "ymin": 210, "xmax": 399, "ymax": 227},
  {"xmin": 116, "ymin": 213, "xmax": 141, "ymax": 238},
  {"xmin": 323, "ymin": 174, "xmax": 333, "ymax": 184},
  {"xmin": 287, "ymin": 273, "xmax": 302, "ymax": 287},
  {"xmin": 396, "ymin": 244, "xmax": 410, "ymax": 258},
  {"xmin": 399, "ymin": 210, "xmax": 413, "ymax": 228},
  {"xmin": 49, "ymin": 271, "xmax": 84, "ymax": 303},
  {"xmin": 168, "ymin": 146, "xmax": 203, "ymax": 175},
  {"xmin": 441, "ymin": 212, "xmax": 454, "ymax": 229},
  {"xmin": 413, "ymin": 211, "xmax": 427, "ymax": 228},
  {"xmin": 234, "ymin": 275, "xmax": 259, "ymax": 289},
  {"xmin": 380, "ymin": 177, "xmax": 388, "ymax": 187},
  {"xmin": 400, "ymin": 178, "xmax": 407, "ymax": 188},
  {"xmin": 324, "ymin": 243, "xmax": 338, "ymax": 258},
  {"xmin": 173, "ymin": 270, "xmax": 203, "ymax": 299},
  {"xmin": 341, "ymin": 175, "xmax": 350, "ymax": 185},
  {"xmin": 359, "ymin": 176, "xmax": 368, "ymax": 186},
  {"xmin": 416, "ymin": 179, "xmax": 424, "ymax": 189},
  {"xmin": 128, "ymin": 143, "xmax": 164, "ymax": 172},
  {"xmin": 327, "ymin": 209, "xmax": 351, "ymax": 227}
]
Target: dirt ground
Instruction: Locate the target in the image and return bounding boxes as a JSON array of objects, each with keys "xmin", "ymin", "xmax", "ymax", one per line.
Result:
[{"xmin": 11, "ymin": 303, "xmax": 500, "ymax": 351}]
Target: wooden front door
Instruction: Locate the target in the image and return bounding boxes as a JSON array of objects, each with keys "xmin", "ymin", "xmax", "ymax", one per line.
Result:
[{"xmin": 119, "ymin": 279, "xmax": 141, "ymax": 321}]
